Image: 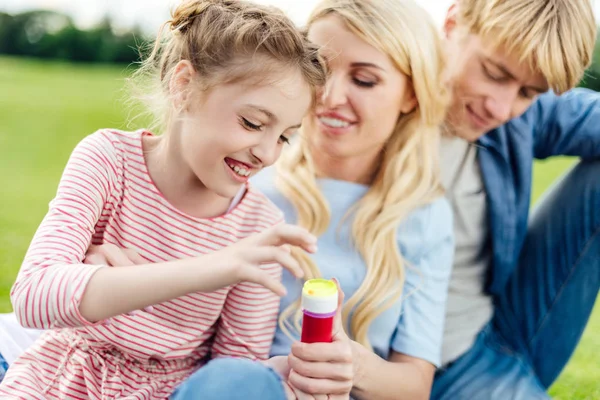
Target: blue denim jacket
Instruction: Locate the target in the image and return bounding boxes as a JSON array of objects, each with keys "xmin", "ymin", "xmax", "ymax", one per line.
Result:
[{"xmin": 477, "ymin": 88, "xmax": 600, "ymax": 295}]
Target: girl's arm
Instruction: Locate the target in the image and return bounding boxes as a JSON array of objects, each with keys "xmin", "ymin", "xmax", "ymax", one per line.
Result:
[
  {"xmin": 211, "ymin": 251, "xmax": 283, "ymax": 361},
  {"xmin": 13, "ymin": 132, "xmax": 220, "ymax": 327},
  {"xmin": 11, "ymin": 132, "xmax": 121, "ymax": 329},
  {"xmin": 80, "ymin": 226, "xmax": 313, "ymax": 325},
  {"xmin": 12, "ymin": 132, "xmax": 313, "ymax": 328}
]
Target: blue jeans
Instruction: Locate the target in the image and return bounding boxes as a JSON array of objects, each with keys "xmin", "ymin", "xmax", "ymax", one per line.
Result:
[
  {"xmin": 432, "ymin": 160, "xmax": 600, "ymax": 400},
  {"xmin": 0, "ymin": 354, "xmax": 285, "ymax": 398},
  {"xmin": 171, "ymin": 357, "xmax": 286, "ymax": 400},
  {"xmin": 0, "ymin": 352, "xmax": 8, "ymax": 383}
]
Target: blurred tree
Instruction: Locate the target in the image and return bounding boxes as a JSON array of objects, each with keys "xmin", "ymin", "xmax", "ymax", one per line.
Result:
[
  {"xmin": 0, "ymin": 10, "xmax": 142, "ymax": 64},
  {"xmin": 578, "ymin": 30, "xmax": 600, "ymax": 92}
]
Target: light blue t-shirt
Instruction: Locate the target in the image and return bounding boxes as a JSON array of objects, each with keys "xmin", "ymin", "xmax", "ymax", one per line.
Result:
[{"xmin": 251, "ymin": 168, "xmax": 454, "ymax": 367}]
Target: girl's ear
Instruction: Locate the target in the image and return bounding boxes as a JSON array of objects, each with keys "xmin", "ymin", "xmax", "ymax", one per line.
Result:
[{"xmin": 169, "ymin": 60, "xmax": 196, "ymax": 112}]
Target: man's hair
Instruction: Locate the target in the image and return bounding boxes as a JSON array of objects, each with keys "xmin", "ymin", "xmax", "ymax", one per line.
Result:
[{"xmin": 457, "ymin": 0, "xmax": 596, "ymax": 93}]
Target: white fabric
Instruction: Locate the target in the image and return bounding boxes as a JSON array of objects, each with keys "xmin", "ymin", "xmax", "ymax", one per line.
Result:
[
  {"xmin": 439, "ymin": 135, "xmax": 494, "ymax": 366},
  {"xmin": 0, "ymin": 314, "xmax": 41, "ymax": 365}
]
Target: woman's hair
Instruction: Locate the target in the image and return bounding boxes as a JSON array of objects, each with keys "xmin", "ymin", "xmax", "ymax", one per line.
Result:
[
  {"xmin": 275, "ymin": 0, "xmax": 449, "ymax": 349},
  {"xmin": 129, "ymin": 0, "xmax": 326, "ymax": 131}
]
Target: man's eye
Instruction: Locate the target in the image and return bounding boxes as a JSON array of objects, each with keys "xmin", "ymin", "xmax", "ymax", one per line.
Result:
[{"xmin": 482, "ymin": 64, "xmax": 504, "ymax": 82}]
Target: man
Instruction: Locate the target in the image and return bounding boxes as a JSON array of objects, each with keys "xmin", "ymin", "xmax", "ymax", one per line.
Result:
[{"xmin": 434, "ymin": 0, "xmax": 599, "ymax": 398}]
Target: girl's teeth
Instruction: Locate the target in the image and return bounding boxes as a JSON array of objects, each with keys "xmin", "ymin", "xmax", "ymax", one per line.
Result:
[
  {"xmin": 227, "ymin": 162, "xmax": 250, "ymax": 177},
  {"xmin": 319, "ymin": 117, "xmax": 350, "ymax": 128}
]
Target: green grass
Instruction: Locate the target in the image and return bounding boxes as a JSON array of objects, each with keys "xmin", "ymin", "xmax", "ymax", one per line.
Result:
[{"xmin": 0, "ymin": 56, "xmax": 598, "ymax": 398}]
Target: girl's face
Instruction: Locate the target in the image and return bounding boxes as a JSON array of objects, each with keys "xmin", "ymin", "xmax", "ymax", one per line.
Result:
[
  {"xmin": 306, "ymin": 15, "xmax": 417, "ymax": 177},
  {"xmin": 175, "ymin": 63, "xmax": 312, "ymax": 199}
]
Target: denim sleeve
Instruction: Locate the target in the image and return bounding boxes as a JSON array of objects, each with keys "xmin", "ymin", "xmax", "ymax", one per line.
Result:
[
  {"xmin": 531, "ymin": 89, "xmax": 600, "ymax": 159},
  {"xmin": 390, "ymin": 198, "xmax": 454, "ymax": 367}
]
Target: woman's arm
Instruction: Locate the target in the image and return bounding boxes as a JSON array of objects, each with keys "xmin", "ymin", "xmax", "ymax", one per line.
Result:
[
  {"xmin": 352, "ymin": 199, "xmax": 454, "ymax": 399},
  {"xmin": 350, "ymin": 347, "xmax": 434, "ymax": 400},
  {"xmin": 288, "ymin": 198, "xmax": 455, "ymax": 399}
]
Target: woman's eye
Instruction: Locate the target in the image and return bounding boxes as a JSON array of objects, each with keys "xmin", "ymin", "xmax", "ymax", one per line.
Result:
[
  {"xmin": 279, "ymin": 135, "xmax": 290, "ymax": 144},
  {"xmin": 353, "ymin": 77, "xmax": 376, "ymax": 88},
  {"xmin": 241, "ymin": 117, "xmax": 263, "ymax": 131}
]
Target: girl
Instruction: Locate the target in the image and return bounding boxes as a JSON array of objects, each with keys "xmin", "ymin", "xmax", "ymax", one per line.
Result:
[{"xmin": 0, "ymin": 0, "xmax": 326, "ymax": 398}]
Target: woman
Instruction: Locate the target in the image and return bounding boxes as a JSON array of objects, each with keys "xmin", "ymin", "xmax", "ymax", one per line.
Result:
[{"xmin": 0, "ymin": 0, "xmax": 453, "ymax": 398}]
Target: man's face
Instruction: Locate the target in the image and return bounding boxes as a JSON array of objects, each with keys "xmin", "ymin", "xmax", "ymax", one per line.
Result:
[{"xmin": 445, "ymin": 30, "xmax": 549, "ymax": 141}]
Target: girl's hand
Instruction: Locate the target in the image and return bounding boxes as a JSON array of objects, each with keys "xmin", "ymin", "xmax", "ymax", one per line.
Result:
[
  {"xmin": 84, "ymin": 224, "xmax": 316, "ymax": 296},
  {"xmin": 287, "ymin": 279, "xmax": 353, "ymax": 399},
  {"xmin": 204, "ymin": 223, "xmax": 315, "ymax": 296}
]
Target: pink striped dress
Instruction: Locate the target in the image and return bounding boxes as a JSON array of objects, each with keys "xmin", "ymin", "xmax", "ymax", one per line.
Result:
[{"xmin": 0, "ymin": 129, "xmax": 284, "ymax": 399}]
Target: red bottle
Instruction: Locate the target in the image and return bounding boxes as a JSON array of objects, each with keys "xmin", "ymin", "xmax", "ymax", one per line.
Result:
[{"xmin": 300, "ymin": 279, "xmax": 338, "ymax": 343}]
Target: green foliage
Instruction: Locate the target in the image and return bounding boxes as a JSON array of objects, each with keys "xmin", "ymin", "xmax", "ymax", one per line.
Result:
[
  {"xmin": 0, "ymin": 10, "xmax": 144, "ymax": 64},
  {"xmin": 578, "ymin": 30, "xmax": 600, "ymax": 92}
]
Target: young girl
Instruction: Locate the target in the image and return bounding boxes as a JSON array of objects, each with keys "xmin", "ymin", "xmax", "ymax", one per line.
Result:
[{"xmin": 0, "ymin": 0, "xmax": 326, "ymax": 398}]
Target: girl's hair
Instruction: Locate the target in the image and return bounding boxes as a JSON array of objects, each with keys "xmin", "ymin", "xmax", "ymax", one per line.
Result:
[
  {"xmin": 129, "ymin": 0, "xmax": 327, "ymax": 132},
  {"xmin": 275, "ymin": 0, "xmax": 449, "ymax": 349}
]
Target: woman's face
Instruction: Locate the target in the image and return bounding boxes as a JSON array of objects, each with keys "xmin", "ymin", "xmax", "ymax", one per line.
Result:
[{"xmin": 306, "ymin": 15, "xmax": 416, "ymax": 177}]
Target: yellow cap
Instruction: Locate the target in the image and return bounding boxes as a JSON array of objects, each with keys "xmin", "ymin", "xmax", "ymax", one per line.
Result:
[{"xmin": 302, "ymin": 279, "xmax": 337, "ymax": 298}]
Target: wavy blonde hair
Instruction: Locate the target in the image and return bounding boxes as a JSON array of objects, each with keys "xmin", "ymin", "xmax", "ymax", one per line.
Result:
[
  {"xmin": 275, "ymin": 0, "xmax": 450, "ymax": 349},
  {"xmin": 456, "ymin": 0, "xmax": 595, "ymax": 93}
]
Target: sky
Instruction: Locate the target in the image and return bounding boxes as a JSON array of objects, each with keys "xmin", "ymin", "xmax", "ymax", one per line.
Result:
[{"xmin": 0, "ymin": 0, "xmax": 598, "ymax": 34}]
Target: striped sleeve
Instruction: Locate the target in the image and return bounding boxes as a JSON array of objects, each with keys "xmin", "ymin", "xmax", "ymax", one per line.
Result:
[
  {"xmin": 211, "ymin": 212, "xmax": 284, "ymax": 361},
  {"xmin": 11, "ymin": 131, "xmax": 121, "ymax": 329}
]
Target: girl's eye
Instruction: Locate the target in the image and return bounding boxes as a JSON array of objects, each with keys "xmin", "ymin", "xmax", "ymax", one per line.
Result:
[
  {"xmin": 241, "ymin": 117, "xmax": 263, "ymax": 131},
  {"xmin": 279, "ymin": 135, "xmax": 290, "ymax": 144}
]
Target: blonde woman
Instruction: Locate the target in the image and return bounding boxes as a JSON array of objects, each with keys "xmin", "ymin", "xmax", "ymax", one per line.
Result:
[{"xmin": 0, "ymin": 0, "xmax": 453, "ymax": 399}]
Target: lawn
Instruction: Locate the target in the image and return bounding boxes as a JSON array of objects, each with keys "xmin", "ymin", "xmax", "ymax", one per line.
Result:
[{"xmin": 0, "ymin": 56, "xmax": 598, "ymax": 398}]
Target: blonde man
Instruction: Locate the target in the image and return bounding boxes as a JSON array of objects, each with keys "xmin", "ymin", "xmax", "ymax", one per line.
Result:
[{"xmin": 434, "ymin": 0, "xmax": 599, "ymax": 399}]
